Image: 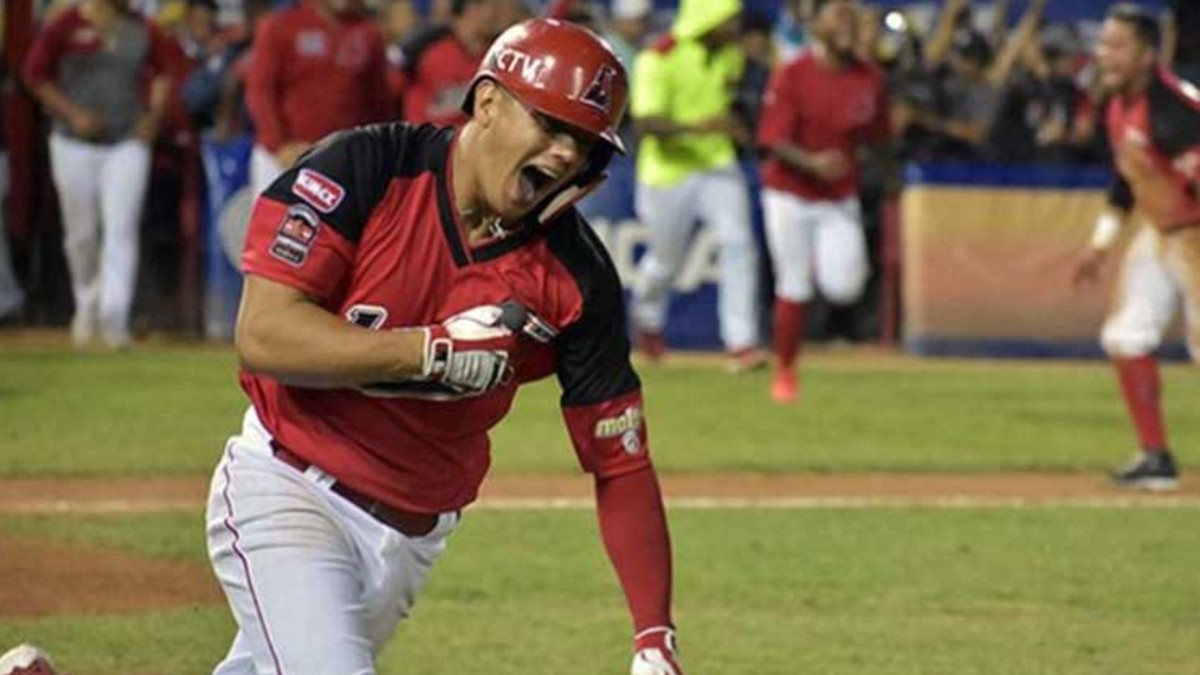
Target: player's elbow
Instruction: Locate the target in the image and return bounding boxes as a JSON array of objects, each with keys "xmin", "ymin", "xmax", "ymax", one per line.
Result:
[{"xmin": 234, "ymin": 310, "xmax": 276, "ymax": 375}]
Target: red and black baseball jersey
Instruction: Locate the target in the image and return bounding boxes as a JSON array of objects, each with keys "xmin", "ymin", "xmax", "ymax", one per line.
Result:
[
  {"xmin": 244, "ymin": 0, "xmax": 389, "ymax": 152},
  {"xmin": 756, "ymin": 49, "xmax": 889, "ymax": 201},
  {"xmin": 1105, "ymin": 66, "xmax": 1200, "ymax": 230},
  {"xmin": 241, "ymin": 123, "xmax": 649, "ymax": 513}
]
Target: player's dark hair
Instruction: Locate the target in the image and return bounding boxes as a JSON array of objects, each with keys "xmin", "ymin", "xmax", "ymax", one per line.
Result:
[
  {"xmin": 1107, "ymin": 3, "xmax": 1161, "ymax": 49},
  {"xmin": 811, "ymin": 0, "xmax": 850, "ymax": 15}
]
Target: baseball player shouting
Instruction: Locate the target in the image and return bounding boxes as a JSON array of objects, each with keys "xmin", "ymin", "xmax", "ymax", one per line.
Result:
[
  {"xmin": 756, "ymin": 0, "xmax": 889, "ymax": 404},
  {"xmin": 1073, "ymin": 4, "xmax": 1200, "ymax": 490},
  {"xmin": 206, "ymin": 19, "xmax": 684, "ymax": 675}
]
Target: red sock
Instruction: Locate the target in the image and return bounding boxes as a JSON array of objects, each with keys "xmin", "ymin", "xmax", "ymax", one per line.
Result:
[
  {"xmin": 772, "ymin": 298, "xmax": 805, "ymax": 370},
  {"xmin": 1113, "ymin": 356, "xmax": 1167, "ymax": 451}
]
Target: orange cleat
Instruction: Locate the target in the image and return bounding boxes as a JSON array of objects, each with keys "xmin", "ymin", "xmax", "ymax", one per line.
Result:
[{"xmin": 770, "ymin": 369, "xmax": 798, "ymax": 404}]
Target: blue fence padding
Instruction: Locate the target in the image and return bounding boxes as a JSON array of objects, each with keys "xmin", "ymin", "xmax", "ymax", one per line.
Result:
[
  {"xmin": 906, "ymin": 337, "xmax": 1190, "ymax": 361},
  {"xmin": 200, "ymin": 133, "xmax": 253, "ymax": 341},
  {"xmin": 904, "ymin": 162, "xmax": 1113, "ymax": 189}
]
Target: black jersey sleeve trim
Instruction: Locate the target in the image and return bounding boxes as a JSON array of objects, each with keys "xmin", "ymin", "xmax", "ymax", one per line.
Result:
[
  {"xmin": 259, "ymin": 123, "xmax": 439, "ymax": 244},
  {"xmin": 546, "ymin": 211, "xmax": 641, "ymax": 407},
  {"xmin": 1149, "ymin": 71, "xmax": 1200, "ymax": 158}
]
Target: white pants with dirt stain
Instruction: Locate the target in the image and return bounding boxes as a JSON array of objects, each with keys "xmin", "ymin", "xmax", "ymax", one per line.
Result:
[
  {"xmin": 48, "ymin": 133, "xmax": 151, "ymax": 346},
  {"xmin": 207, "ymin": 407, "xmax": 458, "ymax": 675}
]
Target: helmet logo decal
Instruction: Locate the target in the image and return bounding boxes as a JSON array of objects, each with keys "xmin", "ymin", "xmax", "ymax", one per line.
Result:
[
  {"xmin": 580, "ymin": 65, "xmax": 616, "ymax": 114},
  {"xmin": 492, "ymin": 47, "xmax": 548, "ymax": 85}
]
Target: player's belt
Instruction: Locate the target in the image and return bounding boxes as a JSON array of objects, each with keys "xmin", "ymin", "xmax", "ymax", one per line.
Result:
[{"xmin": 271, "ymin": 442, "xmax": 443, "ymax": 537}]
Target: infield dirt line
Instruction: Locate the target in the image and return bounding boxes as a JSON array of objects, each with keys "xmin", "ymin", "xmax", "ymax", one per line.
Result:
[{"xmin": 1, "ymin": 472, "xmax": 1197, "ymax": 514}]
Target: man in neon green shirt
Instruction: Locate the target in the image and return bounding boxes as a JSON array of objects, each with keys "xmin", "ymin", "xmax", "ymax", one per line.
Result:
[{"xmin": 629, "ymin": 0, "xmax": 764, "ymax": 371}]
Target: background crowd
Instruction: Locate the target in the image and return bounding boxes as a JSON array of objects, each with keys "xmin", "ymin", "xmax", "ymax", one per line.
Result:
[{"xmin": 0, "ymin": 0, "xmax": 1192, "ymax": 349}]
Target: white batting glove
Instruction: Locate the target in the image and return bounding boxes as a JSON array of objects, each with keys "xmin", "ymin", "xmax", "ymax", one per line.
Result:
[
  {"xmin": 418, "ymin": 304, "xmax": 525, "ymax": 395},
  {"xmin": 631, "ymin": 627, "xmax": 683, "ymax": 675}
]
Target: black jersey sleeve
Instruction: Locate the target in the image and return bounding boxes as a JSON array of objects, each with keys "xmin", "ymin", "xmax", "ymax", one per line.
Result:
[
  {"xmin": 546, "ymin": 214, "xmax": 650, "ymax": 478},
  {"xmin": 242, "ymin": 123, "xmax": 428, "ymax": 302}
]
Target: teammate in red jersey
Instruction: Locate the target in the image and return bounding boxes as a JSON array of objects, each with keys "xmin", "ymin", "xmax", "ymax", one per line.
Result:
[
  {"xmin": 244, "ymin": 0, "xmax": 390, "ymax": 195},
  {"xmin": 402, "ymin": 0, "xmax": 503, "ymax": 127},
  {"xmin": 756, "ymin": 0, "xmax": 889, "ymax": 403},
  {"xmin": 206, "ymin": 19, "xmax": 684, "ymax": 675},
  {"xmin": 1073, "ymin": 4, "xmax": 1200, "ymax": 491}
]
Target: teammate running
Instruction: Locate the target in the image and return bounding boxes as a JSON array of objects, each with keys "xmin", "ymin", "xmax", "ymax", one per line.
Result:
[{"xmin": 1073, "ymin": 4, "xmax": 1200, "ymax": 491}]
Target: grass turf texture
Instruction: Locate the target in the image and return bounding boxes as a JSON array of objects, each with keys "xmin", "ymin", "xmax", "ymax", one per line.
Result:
[
  {"xmin": 1, "ymin": 507, "xmax": 1198, "ymax": 675},
  {"xmin": 1, "ymin": 345, "xmax": 1198, "ymax": 476}
]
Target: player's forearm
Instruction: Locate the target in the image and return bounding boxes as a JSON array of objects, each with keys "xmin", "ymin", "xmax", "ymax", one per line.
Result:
[
  {"xmin": 595, "ymin": 467, "xmax": 674, "ymax": 632},
  {"xmin": 235, "ymin": 281, "xmax": 427, "ymax": 387},
  {"xmin": 770, "ymin": 142, "xmax": 819, "ymax": 175}
]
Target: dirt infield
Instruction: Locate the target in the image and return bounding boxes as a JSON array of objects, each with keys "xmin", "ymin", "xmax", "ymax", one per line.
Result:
[{"xmin": 1, "ymin": 472, "xmax": 1195, "ymax": 619}]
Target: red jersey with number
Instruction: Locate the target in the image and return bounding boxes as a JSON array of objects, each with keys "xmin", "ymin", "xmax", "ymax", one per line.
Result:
[
  {"xmin": 756, "ymin": 49, "xmax": 888, "ymax": 201},
  {"xmin": 401, "ymin": 30, "xmax": 482, "ymax": 127},
  {"xmin": 245, "ymin": 0, "xmax": 389, "ymax": 152},
  {"xmin": 240, "ymin": 123, "xmax": 649, "ymax": 513},
  {"xmin": 1105, "ymin": 66, "xmax": 1200, "ymax": 230}
]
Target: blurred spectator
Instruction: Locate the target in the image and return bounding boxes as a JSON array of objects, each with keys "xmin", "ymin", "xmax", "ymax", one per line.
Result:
[
  {"xmin": 378, "ymin": 0, "xmax": 418, "ymax": 117},
  {"xmin": 176, "ymin": 0, "xmax": 221, "ymax": 60},
  {"xmin": 773, "ymin": 0, "xmax": 812, "ymax": 63},
  {"xmin": 732, "ymin": 12, "xmax": 774, "ymax": 155},
  {"xmin": 401, "ymin": 0, "xmax": 502, "ymax": 127},
  {"xmin": 756, "ymin": 0, "xmax": 890, "ymax": 403},
  {"xmin": 629, "ymin": 0, "xmax": 764, "ymax": 371},
  {"xmin": 23, "ymin": 0, "xmax": 174, "ymax": 348},
  {"xmin": 910, "ymin": 0, "xmax": 1047, "ymax": 161},
  {"xmin": 0, "ymin": 57, "xmax": 21, "ymax": 325},
  {"xmin": 182, "ymin": 0, "xmax": 271, "ymax": 138},
  {"xmin": 245, "ymin": 0, "xmax": 390, "ymax": 195}
]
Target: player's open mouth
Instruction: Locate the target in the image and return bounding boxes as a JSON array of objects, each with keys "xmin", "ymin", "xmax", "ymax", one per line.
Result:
[{"xmin": 518, "ymin": 165, "xmax": 559, "ymax": 203}]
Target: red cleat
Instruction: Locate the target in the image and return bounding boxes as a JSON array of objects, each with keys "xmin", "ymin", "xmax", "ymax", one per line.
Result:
[{"xmin": 770, "ymin": 369, "xmax": 798, "ymax": 404}]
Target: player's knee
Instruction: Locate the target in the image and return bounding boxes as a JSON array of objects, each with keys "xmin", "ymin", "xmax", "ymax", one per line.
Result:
[
  {"xmin": 1100, "ymin": 322, "xmax": 1159, "ymax": 358},
  {"xmin": 818, "ymin": 271, "xmax": 868, "ymax": 306}
]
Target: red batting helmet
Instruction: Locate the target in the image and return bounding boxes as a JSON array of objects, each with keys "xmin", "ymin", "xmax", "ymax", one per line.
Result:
[{"xmin": 462, "ymin": 18, "xmax": 629, "ymax": 154}]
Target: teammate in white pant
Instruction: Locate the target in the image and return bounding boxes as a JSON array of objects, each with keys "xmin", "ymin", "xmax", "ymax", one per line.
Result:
[
  {"xmin": 1072, "ymin": 5, "xmax": 1200, "ymax": 490},
  {"xmin": 23, "ymin": 0, "xmax": 172, "ymax": 348},
  {"xmin": 628, "ymin": 0, "xmax": 763, "ymax": 371},
  {"xmin": 756, "ymin": 0, "xmax": 890, "ymax": 403}
]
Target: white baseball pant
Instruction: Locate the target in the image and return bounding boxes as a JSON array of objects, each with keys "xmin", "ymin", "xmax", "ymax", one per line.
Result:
[
  {"xmin": 49, "ymin": 133, "xmax": 151, "ymax": 347},
  {"xmin": 207, "ymin": 407, "xmax": 458, "ymax": 675},
  {"xmin": 762, "ymin": 188, "xmax": 869, "ymax": 305},
  {"xmin": 631, "ymin": 164, "xmax": 760, "ymax": 351},
  {"xmin": 1101, "ymin": 224, "xmax": 1200, "ymax": 360},
  {"xmin": 250, "ymin": 145, "xmax": 286, "ymax": 198}
]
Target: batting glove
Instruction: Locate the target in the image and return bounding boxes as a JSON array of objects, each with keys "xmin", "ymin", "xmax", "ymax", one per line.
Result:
[
  {"xmin": 418, "ymin": 303, "xmax": 527, "ymax": 395},
  {"xmin": 631, "ymin": 627, "xmax": 683, "ymax": 675}
]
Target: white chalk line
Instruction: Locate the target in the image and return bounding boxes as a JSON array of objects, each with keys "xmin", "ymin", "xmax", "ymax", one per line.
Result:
[{"xmin": 4, "ymin": 494, "xmax": 1200, "ymax": 515}]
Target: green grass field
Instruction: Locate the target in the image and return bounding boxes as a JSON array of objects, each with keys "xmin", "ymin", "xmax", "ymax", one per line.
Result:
[{"xmin": 1, "ymin": 344, "xmax": 1199, "ymax": 674}]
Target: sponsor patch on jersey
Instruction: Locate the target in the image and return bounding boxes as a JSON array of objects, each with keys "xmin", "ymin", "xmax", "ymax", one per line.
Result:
[
  {"xmin": 292, "ymin": 168, "xmax": 346, "ymax": 213},
  {"xmin": 595, "ymin": 406, "xmax": 643, "ymax": 454},
  {"xmin": 269, "ymin": 204, "xmax": 320, "ymax": 266}
]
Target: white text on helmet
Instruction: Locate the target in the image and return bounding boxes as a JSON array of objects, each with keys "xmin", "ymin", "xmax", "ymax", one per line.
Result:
[{"xmin": 493, "ymin": 47, "xmax": 548, "ymax": 85}]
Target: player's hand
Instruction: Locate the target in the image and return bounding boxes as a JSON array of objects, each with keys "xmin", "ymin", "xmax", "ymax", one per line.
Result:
[
  {"xmin": 419, "ymin": 303, "xmax": 528, "ymax": 395},
  {"xmin": 631, "ymin": 627, "xmax": 683, "ymax": 675},
  {"xmin": 67, "ymin": 108, "xmax": 103, "ymax": 139},
  {"xmin": 807, "ymin": 150, "xmax": 851, "ymax": 182},
  {"xmin": 1071, "ymin": 248, "xmax": 1108, "ymax": 290}
]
